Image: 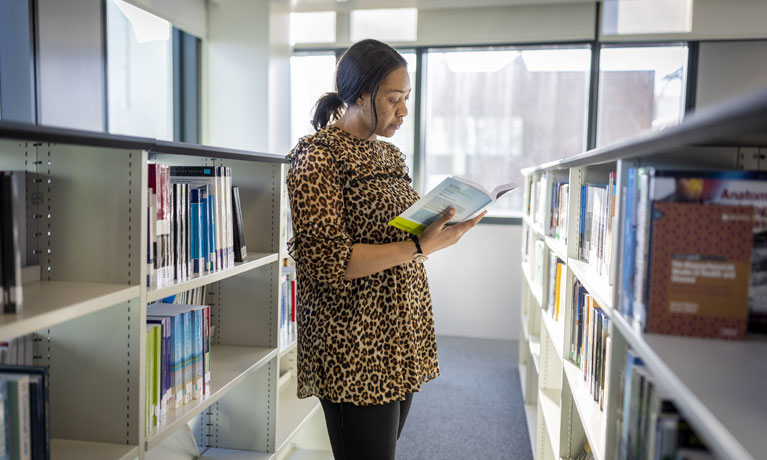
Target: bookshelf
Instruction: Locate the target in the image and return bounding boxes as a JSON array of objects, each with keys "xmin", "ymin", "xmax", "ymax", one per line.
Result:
[
  {"xmin": 519, "ymin": 88, "xmax": 767, "ymax": 460},
  {"xmin": 0, "ymin": 120, "xmax": 322, "ymax": 459}
]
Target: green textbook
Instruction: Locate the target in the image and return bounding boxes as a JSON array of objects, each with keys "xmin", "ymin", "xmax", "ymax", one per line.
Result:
[{"xmin": 389, "ymin": 176, "xmax": 518, "ymax": 236}]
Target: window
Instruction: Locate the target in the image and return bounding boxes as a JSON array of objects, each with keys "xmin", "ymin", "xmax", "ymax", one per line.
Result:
[
  {"xmin": 290, "ymin": 53, "xmax": 337, "ymax": 147},
  {"xmin": 290, "ymin": 12, "xmax": 336, "ymax": 45},
  {"xmin": 107, "ymin": 0, "xmax": 172, "ymax": 140},
  {"xmin": 423, "ymin": 46, "xmax": 591, "ymax": 215},
  {"xmin": 597, "ymin": 45, "xmax": 688, "ymax": 147},
  {"xmin": 388, "ymin": 52, "xmax": 417, "ymax": 176},
  {"xmin": 350, "ymin": 8, "xmax": 417, "ymax": 43}
]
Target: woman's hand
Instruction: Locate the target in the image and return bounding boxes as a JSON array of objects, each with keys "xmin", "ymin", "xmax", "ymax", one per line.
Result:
[{"xmin": 419, "ymin": 208, "xmax": 487, "ymax": 255}]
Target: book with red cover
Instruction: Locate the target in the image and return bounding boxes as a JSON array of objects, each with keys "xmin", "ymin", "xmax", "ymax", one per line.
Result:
[{"xmin": 646, "ymin": 202, "xmax": 753, "ymax": 339}]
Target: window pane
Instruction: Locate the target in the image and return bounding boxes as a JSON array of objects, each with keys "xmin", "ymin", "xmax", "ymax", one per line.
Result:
[
  {"xmin": 423, "ymin": 47, "xmax": 591, "ymax": 215},
  {"xmin": 388, "ymin": 52, "xmax": 417, "ymax": 176},
  {"xmin": 107, "ymin": 0, "xmax": 172, "ymax": 140},
  {"xmin": 350, "ymin": 8, "xmax": 417, "ymax": 43},
  {"xmin": 290, "ymin": 12, "xmax": 336, "ymax": 45},
  {"xmin": 597, "ymin": 45, "xmax": 688, "ymax": 148},
  {"xmin": 290, "ymin": 54, "xmax": 337, "ymax": 146}
]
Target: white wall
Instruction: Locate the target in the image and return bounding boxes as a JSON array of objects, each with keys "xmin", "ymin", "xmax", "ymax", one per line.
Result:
[
  {"xmin": 425, "ymin": 223, "xmax": 522, "ymax": 340},
  {"xmin": 696, "ymin": 40, "xmax": 767, "ymax": 111}
]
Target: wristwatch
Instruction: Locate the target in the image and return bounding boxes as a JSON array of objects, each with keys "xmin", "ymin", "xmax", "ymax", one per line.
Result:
[{"xmin": 411, "ymin": 235, "xmax": 428, "ymax": 263}]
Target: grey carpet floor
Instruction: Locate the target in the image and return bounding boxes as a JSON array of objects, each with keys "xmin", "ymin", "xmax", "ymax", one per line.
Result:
[{"xmin": 395, "ymin": 336, "xmax": 533, "ymax": 460}]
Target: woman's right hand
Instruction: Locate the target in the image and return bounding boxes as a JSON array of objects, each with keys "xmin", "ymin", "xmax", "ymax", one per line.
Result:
[{"xmin": 418, "ymin": 207, "xmax": 487, "ymax": 255}]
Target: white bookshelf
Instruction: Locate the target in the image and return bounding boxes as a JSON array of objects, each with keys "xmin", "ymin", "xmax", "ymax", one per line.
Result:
[
  {"xmin": 276, "ymin": 376, "xmax": 323, "ymax": 454},
  {"xmin": 0, "ymin": 122, "xmax": 292, "ymax": 459},
  {"xmin": 519, "ymin": 89, "xmax": 767, "ymax": 460}
]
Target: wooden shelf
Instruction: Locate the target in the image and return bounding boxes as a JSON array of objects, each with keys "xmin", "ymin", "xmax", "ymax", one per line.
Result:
[
  {"xmin": 277, "ymin": 376, "xmax": 322, "ymax": 453},
  {"xmin": 51, "ymin": 438, "xmax": 139, "ymax": 460},
  {"xmin": 0, "ymin": 281, "xmax": 139, "ymax": 342},
  {"xmin": 563, "ymin": 360, "xmax": 606, "ymax": 460},
  {"xmin": 146, "ymin": 345, "xmax": 277, "ymax": 450},
  {"xmin": 612, "ymin": 312, "xmax": 766, "ymax": 460},
  {"xmin": 148, "ymin": 253, "xmax": 278, "ymax": 302},
  {"xmin": 198, "ymin": 448, "xmax": 274, "ymax": 460},
  {"xmin": 567, "ymin": 258, "xmax": 613, "ymax": 313}
]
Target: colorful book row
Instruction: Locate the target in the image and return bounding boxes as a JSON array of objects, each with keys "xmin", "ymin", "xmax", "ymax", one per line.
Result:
[
  {"xmin": 145, "ymin": 302, "xmax": 212, "ymax": 433},
  {"xmin": 147, "ymin": 165, "xmax": 248, "ymax": 289},
  {"xmin": 0, "ymin": 365, "xmax": 49, "ymax": 460},
  {"xmin": 280, "ymin": 264, "xmax": 296, "ymax": 349},
  {"xmin": 620, "ymin": 168, "xmax": 767, "ymax": 338},
  {"xmin": 570, "ymin": 281, "xmax": 610, "ymax": 411},
  {"xmin": 577, "ymin": 173, "xmax": 616, "ymax": 279}
]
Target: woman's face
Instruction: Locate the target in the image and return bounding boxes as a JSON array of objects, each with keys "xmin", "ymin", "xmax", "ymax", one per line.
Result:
[{"xmin": 361, "ymin": 66, "xmax": 411, "ymax": 139}]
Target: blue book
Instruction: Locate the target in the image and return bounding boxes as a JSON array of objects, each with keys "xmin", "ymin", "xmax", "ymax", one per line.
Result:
[
  {"xmin": 190, "ymin": 189, "xmax": 204, "ymax": 274},
  {"xmin": 198, "ymin": 185, "xmax": 210, "ymax": 271},
  {"xmin": 620, "ymin": 169, "xmax": 637, "ymax": 319},
  {"xmin": 0, "ymin": 374, "xmax": 30, "ymax": 460}
]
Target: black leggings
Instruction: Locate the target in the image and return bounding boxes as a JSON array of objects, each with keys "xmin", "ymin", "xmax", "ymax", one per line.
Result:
[{"xmin": 319, "ymin": 393, "xmax": 414, "ymax": 460}]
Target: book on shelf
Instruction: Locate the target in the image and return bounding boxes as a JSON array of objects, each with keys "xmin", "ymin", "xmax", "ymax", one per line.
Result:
[
  {"xmin": 570, "ymin": 280, "xmax": 610, "ymax": 408},
  {"xmin": 0, "ymin": 365, "xmax": 49, "ymax": 460},
  {"xmin": 280, "ymin": 264, "xmax": 297, "ymax": 348},
  {"xmin": 549, "ymin": 181, "xmax": 569, "ymax": 242},
  {"xmin": 0, "ymin": 372, "xmax": 31, "ymax": 460},
  {"xmin": 232, "ymin": 186, "xmax": 248, "ymax": 262},
  {"xmin": 616, "ymin": 350, "xmax": 711, "ymax": 460},
  {"xmin": 1, "ymin": 172, "xmax": 23, "ymax": 314},
  {"xmin": 577, "ymin": 173, "xmax": 616, "ymax": 279},
  {"xmin": 388, "ymin": 176, "xmax": 517, "ymax": 236},
  {"xmin": 621, "ymin": 168, "xmax": 767, "ymax": 338}
]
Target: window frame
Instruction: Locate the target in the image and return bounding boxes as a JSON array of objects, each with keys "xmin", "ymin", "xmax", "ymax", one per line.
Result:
[{"xmin": 293, "ymin": 39, "xmax": 697, "ymax": 223}]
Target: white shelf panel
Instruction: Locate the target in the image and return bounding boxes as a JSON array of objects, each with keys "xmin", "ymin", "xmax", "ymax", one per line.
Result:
[
  {"xmin": 0, "ymin": 282, "xmax": 139, "ymax": 342},
  {"xmin": 539, "ymin": 388, "xmax": 561, "ymax": 456},
  {"xmin": 199, "ymin": 448, "xmax": 273, "ymax": 460},
  {"xmin": 522, "ymin": 264, "xmax": 543, "ymax": 308},
  {"xmin": 541, "ymin": 310, "xmax": 565, "ymax": 362},
  {"xmin": 148, "ymin": 253, "xmax": 278, "ymax": 302},
  {"xmin": 524, "ymin": 402, "xmax": 537, "ymax": 458},
  {"xmin": 146, "ymin": 345, "xmax": 277, "ymax": 450},
  {"xmin": 529, "ymin": 335, "xmax": 541, "ymax": 374},
  {"xmin": 612, "ymin": 313, "xmax": 767, "ymax": 460},
  {"xmin": 277, "ymin": 376, "xmax": 322, "ymax": 452},
  {"xmin": 51, "ymin": 438, "xmax": 139, "ymax": 460},
  {"xmin": 279, "ymin": 338, "xmax": 297, "ymax": 358},
  {"xmin": 545, "ymin": 236, "xmax": 567, "ymax": 262},
  {"xmin": 285, "ymin": 449, "xmax": 333, "ymax": 460},
  {"xmin": 524, "ymin": 215, "xmax": 546, "ymax": 238},
  {"xmin": 519, "ymin": 362, "xmax": 529, "ymax": 399},
  {"xmin": 563, "ymin": 360, "xmax": 606, "ymax": 460},
  {"xmin": 567, "ymin": 258, "xmax": 613, "ymax": 313}
]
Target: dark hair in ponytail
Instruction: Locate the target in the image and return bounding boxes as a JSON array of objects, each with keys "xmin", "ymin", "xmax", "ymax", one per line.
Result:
[{"xmin": 311, "ymin": 39, "xmax": 407, "ymax": 134}]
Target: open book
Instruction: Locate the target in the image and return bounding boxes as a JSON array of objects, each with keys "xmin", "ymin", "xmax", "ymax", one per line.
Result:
[{"xmin": 389, "ymin": 176, "xmax": 518, "ymax": 236}]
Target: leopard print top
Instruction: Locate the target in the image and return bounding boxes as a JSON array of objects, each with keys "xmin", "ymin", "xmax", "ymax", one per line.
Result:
[{"xmin": 286, "ymin": 126, "xmax": 440, "ymax": 406}]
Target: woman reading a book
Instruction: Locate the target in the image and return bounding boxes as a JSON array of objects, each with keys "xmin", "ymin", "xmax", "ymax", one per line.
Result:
[{"xmin": 286, "ymin": 39, "xmax": 486, "ymax": 460}]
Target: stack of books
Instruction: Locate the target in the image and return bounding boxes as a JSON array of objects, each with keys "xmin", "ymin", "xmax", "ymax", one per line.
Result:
[
  {"xmin": 545, "ymin": 253, "xmax": 566, "ymax": 321},
  {"xmin": 147, "ymin": 165, "xmax": 248, "ymax": 288},
  {"xmin": 145, "ymin": 302, "xmax": 212, "ymax": 433},
  {"xmin": 620, "ymin": 168, "xmax": 767, "ymax": 338}
]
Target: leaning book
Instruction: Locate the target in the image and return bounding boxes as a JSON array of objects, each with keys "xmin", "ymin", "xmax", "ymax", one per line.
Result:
[{"xmin": 389, "ymin": 176, "xmax": 517, "ymax": 236}]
